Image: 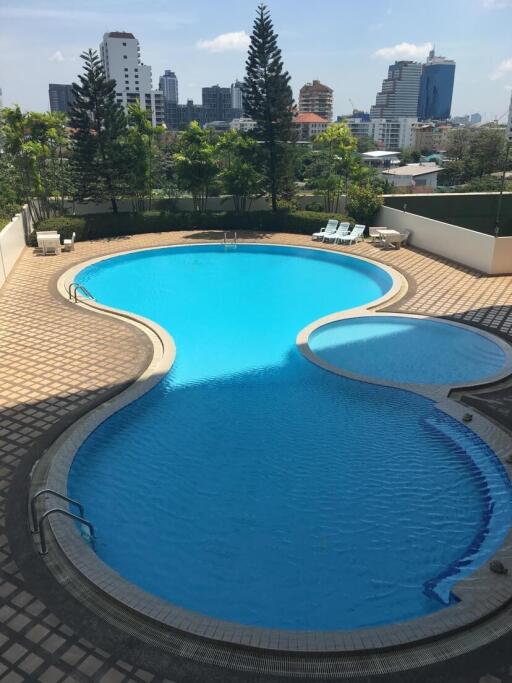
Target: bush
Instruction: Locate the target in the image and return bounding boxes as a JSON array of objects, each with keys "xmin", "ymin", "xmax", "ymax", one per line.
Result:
[
  {"xmin": 32, "ymin": 209, "xmax": 355, "ymax": 244},
  {"xmin": 346, "ymin": 184, "xmax": 383, "ymax": 226}
]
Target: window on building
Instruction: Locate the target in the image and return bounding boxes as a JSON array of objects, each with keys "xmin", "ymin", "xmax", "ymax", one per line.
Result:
[
  {"xmin": 123, "ymin": 55, "xmax": 127, "ymax": 59},
  {"xmin": 122, "ymin": 42, "xmax": 126, "ymax": 46}
]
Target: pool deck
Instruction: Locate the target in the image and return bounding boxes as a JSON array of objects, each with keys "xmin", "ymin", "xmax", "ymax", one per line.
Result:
[{"xmin": 1, "ymin": 231, "xmax": 512, "ymax": 683}]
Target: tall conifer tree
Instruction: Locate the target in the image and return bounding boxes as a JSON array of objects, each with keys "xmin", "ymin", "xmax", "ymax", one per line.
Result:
[
  {"xmin": 243, "ymin": 4, "xmax": 294, "ymax": 211},
  {"xmin": 70, "ymin": 49, "xmax": 127, "ymax": 212}
]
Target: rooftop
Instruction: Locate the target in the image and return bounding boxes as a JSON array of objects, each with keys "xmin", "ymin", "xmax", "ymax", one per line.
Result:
[
  {"xmin": 294, "ymin": 112, "xmax": 329, "ymax": 124},
  {"xmin": 382, "ymin": 163, "xmax": 444, "ymax": 177},
  {"xmin": 106, "ymin": 31, "xmax": 135, "ymax": 39}
]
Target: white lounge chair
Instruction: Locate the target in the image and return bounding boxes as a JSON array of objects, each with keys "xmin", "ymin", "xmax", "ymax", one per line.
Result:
[
  {"xmin": 323, "ymin": 223, "xmax": 351, "ymax": 243},
  {"xmin": 63, "ymin": 232, "xmax": 76, "ymax": 252},
  {"xmin": 335, "ymin": 224, "xmax": 366, "ymax": 245},
  {"xmin": 312, "ymin": 219, "xmax": 338, "ymax": 241}
]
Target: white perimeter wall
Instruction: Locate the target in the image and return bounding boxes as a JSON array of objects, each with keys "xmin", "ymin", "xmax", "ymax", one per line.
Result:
[
  {"xmin": 375, "ymin": 205, "xmax": 511, "ymax": 275},
  {"xmin": 0, "ymin": 210, "xmax": 29, "ymax": 288}
]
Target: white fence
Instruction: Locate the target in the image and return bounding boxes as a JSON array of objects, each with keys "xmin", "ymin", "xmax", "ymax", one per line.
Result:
[
  {"xmin": 0, "ymin": 208, "xmax": 32, "ymax": 289},
  {"xmin": 374, "ymin": 205, "xmax": 512, "ymax": 275}
]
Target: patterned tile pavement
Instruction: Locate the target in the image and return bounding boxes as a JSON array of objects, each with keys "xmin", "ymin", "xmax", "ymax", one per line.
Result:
[{"xmin": 0, "ymin": 230, "xmax": 512, "ymax": 683}]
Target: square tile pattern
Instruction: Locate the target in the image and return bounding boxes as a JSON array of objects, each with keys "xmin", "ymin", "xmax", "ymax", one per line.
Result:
[{"xmin": 1, "ymin": 231, "xmax": 512, "ymax": 682}]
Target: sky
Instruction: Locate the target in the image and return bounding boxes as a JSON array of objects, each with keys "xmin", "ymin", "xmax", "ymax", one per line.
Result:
[{"xmin": 1, "ymin": 0, "xmax": 512, "ymax": 121}]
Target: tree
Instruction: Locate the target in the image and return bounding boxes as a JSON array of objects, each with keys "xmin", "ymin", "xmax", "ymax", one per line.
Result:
[
  {"xmin": 217, "ymin": 129, "xmax": 264, "ymax": 212},
  {"xmin": 125, "ymin": 102, "xmax": 163, "ymax": 211},
  {"xmin": 307, "ymin": 123, "xmax": 359, "ymax": 213},
  {"xmin": 0, "ymin": 107, "xmax": 71, "ymax": 222},
  {"xmin": 467, "ymin": 127, "xmax": 506, "ymax": 178},
  {"xmin": 173, "ymin": 121, "xmax": 218, "ymax": 212},
  {"xmin": 70, "ymin": 49, "xmax": 127, "ymax": 212},
  {"xmin": 243, "ymin": 4, "xmax": 294, "ymax": 212},
  {"xmin": 346, "ymin": 183, "xmax": 383, "ymax": 226}
]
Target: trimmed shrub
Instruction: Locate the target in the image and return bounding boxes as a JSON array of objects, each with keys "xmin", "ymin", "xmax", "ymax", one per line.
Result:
[{"xmin": 32, "ymin": 210, "xmax": 354, "ymax": 244}]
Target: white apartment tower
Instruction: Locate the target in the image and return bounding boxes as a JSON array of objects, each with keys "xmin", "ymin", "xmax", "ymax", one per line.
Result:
[
  {"xmin": 99, "ymin": 31, "xmax": 163, "ymax": 126},
  {"xmin": 231, "ymin": 80, "xmax": 243, "ymax": 111}
]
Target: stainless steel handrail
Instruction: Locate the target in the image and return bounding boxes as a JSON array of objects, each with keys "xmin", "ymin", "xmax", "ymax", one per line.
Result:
[
  {"xmin": 38, "ymin": 508, "xmax": 95, "ymax": 555},
  {"xmin": 68, "ymin": 282, "xmax": 95, "ymax": 303},
  {"xmin": 30, "ymin": 489, "xmax": 84, "ymax": 533}
]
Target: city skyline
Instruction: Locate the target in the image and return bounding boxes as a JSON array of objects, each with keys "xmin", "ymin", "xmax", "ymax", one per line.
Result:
[{"xmin": 1, "ymin": 0, "xmax": 512, "ymax": 121}]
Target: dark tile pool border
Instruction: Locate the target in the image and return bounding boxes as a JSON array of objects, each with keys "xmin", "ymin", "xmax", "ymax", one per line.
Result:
[{"xmin": 30, "ymin": 243, "xmax": 512, "ymax": 660}]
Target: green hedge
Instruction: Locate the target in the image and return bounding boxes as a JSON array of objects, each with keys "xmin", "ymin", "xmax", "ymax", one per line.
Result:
[
  {"xmin": 384, "ymin": 194, "xmax": 512, "ymax": 236},
  {"xmin": 32, "ymin": 210, "xmax": 354, "ymax": 244}
]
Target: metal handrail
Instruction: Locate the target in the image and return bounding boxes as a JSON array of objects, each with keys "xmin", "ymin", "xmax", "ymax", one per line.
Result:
[
  {"xmin": 223, "ymin": 231, "xmax": 237, "ymax": 246},
  {"xmin": 39, "ymin": 508, "xmax": 95, "ymax": 555},
  {"xmin": 30, "ymin": 489, "xmax": 84, "ymax": 533},
  {"xmin": 68, "ymin": 282, "xmax": 95, "ymax": 303}
]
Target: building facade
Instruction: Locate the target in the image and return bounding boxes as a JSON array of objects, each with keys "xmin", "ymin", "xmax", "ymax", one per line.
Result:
[
  {"xmin": 99, "ymin": 31, "xmax": 163, "ymax": 126},
  {"xmin": 159, "ymin": 70, "xmax": 179, "ymax": 129},
  {"xmin": 299, "ymin": 80, "xmax": 333, "ymax": 122},
  {"xmin": 369, "ymin": 117, "xmax": 416, "ymax": 150},
  {"xmin": 417, "ymin": 49, "xmax": 455, "ymax": 121},
  {"xmin": 177, "ymin": 99, "xmax": 211, "ymax": 127},
  {"xmin": 231, "ymin": 80, "xmax": 243, "ymax": 111},
  {"xmin": 410, "ymin": 123, "xmax": 435, "ymax": 151},
  {"xmin": 202, "ymin": 85, "xmax": 241, "ymax": 123},
  {"xmin": 381, "ymin": 162, "xmax": 443, "ymax": 191},
  {"xmin": 230, "ymin": 117, "xmax": 257, "ymax": 133},
  {"xmin": 341, "ymin": 110, "xmax": 371, "ymax": 139},
  {"xmin": 48, "ymin": 84, "xmax": 74, "ymax": 114},
  {"xmin": 294, "ymin": 112, "xmax": 329, "ymax": 141},
  {"xmin": 371, "ymin": 61, "xmax": 422, "ymax": 120}
]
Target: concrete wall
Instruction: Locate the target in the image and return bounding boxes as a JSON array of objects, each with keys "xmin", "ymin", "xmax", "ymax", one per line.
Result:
[
  {"xmin": 374, "ymin": 205, "xmax": 511, "ymax": 274},
  {"xmin": 0, "ymin": 210, "xmax": 28, "ymax": 288}
]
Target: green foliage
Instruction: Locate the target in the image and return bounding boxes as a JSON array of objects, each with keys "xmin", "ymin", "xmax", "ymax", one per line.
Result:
[
  {"xmin": 356, "ymin": 136, "xmax": 378, "ymax": 153},
  {"xmin": 34, "ymin": 209, "xmax": 354, "ymax": 243},
  {"xmin": 173, "ymin": 121, "xmax": 218, "ymax": 212},
  {"xmin": 346, "ymin": 184, "xmax": 383, "ymax": 226},
  {"xmin": 400, "ymin": 149, "xmax": 421, "ymax": 164},
  {"xmin": 70, "ymin": 49, "xmax": 128, "ymax": 212},
  {"xmin": 0, "ymin": 106, "xmax": 71, "ymax": 223},
  {"xmin": 243, "ymin": 4, "xmax": 294, "ymax": 211},
  {"xmin": 444, "ymin": 126, "xmax": 508, "ymax": 184},
  {"xmin": 216, "ymin": 129, "xmax": 264, "ymax": 212},
  {"xmin": 306, "ymin": 123, "xmax": 360, "ymax": 213}
]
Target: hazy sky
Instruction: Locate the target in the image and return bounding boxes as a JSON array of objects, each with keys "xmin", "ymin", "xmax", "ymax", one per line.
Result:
[{"xmin": 1, "ymin": 0, "xmax": 511, "ymax": 121}]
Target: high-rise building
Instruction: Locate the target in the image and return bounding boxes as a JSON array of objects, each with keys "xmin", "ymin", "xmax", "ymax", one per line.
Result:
[
  {"xmin": 159, "ymin": 70, "xmax": 179, "ymax": 129},
  {"xmin": 231, "ymin": 80, "xmax": 243, "ymax": 111},
  {"xmin": 202, "ymin": 84, "xmax": 241, "ymax": 122},
  {"xmin": 299, "ymin": 80, "xmax": 333, "ymax": 122},
  {"xmin": 340, "ymin": 110, "xmax": 371, "ymax": 139},
  {"xmin": 99, "ymin": 31, "xmax": 164, "ymax": 126},
  {"xmin": 470, "ymin": 113, "xmax": 482, "ymax": 125},
  {"xmin": 417, "ymin": 49, "xmax": 455, "ymax": 121},
  {"xmin": 370, "ymin": 61, "xmax": 422, "ymax": 120},
  {"xmin": 177, "ymin": 99, "xmax": 211, "ymax": 128},
  {"xmin": 369, "ymin": 117, "xmax": 416, "ymax": 150},
  {"xmin": 48, "ymin": 84, "xmax": 74, "ymax": 114}
]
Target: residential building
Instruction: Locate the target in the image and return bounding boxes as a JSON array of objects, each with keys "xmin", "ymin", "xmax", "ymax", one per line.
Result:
[
  {"xmin": 230, "ymin": 117, "xmax": 257, "ymax": 133},
  {"xmin": 204, "ymin": 120, "xmax": 231, "ymax": 133},
  {"xmin": 177, "ymin": 99, "xmax": 211, "ymax": 127},
  {"xmin": 360, "ymin": 150, "xmax": 401, "ymax": 168},
  {"xmin": 451, "ymin": 115, "xmax": 470, "ymax": 126},
  {"xmin": 411, "ymin": 123, "xmax": 435, "ymax": 152},
  {"xmin": 293, "ymin": 112, "xmax": 329, "ymax": 141},
  {"xmin": 48, "ymin": 84, "xmax": 74, "ymax": 114},
  {"xmin": 432, "ymin": 124, "xmax": 455, "ymax": 151},
  {"xmin": 381, "ymin": 162, "xmax": 443, "ymax": 191},
  {"xmin": 202, "ymin": 85, "xmax": 241, "ymax": 122},
  {"xmin": 369, "ymin": 117, "xmax": 416, "ymax": 150},
  {"xmin": 299, "ymin": 80, "xmax": 333, "ymax": 122},
  {"xmin": 159, "ymin": 70, "xmax": 179, "ymax": 129},
  {"xmin": 417, "ymin": 49, "xmax": 455, "ymax": 121},
  {"xmin": 370, "ymin": 61, "xmax": 422, "ymax": 120},
  {"xmin": 99, "ymin": 31, "xmax": 164, "ymax": 126},
  {"xmin": 341, "ymin": 110, "xmax": 371, "ymax": 139},
  {"xmin": 231, "ymin": 80, "xmax": 244, "ymax": 112}
]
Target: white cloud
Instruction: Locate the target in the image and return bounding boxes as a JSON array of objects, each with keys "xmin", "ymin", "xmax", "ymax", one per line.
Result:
[
  {"xmin": 197, "ymin": 31, "xmax": 250, "ymax": 53},
  {"xmin": 49, "ymin": 50, "xmax": 65, "ymax": 62},
  {"xmin": 373, "ymin": 41, "xmax": 433, "ymax": 61},
  {"xmin": 490, "ymin": 57, "xmax": 512, "ymax": 80},
  {"xmin": 481, "ymin": 0, "xmax": 512, "ymax": 8}
]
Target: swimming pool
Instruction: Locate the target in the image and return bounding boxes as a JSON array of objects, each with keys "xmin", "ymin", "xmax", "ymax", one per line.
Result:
[{"xmin": 68, "ymin": 244, "xmax": 512, "ymax": 632}]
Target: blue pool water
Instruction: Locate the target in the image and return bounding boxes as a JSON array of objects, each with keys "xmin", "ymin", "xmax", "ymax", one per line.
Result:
[
  {"xmin": 69, "ymin": 244, "xmax": 512, "ymax": 631},
  {"xmin": 309, "ymin": 316, "xmax": 507, "ymax": 385}
]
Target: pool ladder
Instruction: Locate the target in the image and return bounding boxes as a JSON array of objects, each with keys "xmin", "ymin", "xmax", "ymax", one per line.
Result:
[
  {"xmin": 30, "ymin": 489, "xmax": 95, "ymax": 555},
  {"xmin": 223, "ymin": 231, "xmax": 237, "ymax": 247},
  {"xmin": 68, "ymin": 282, "xmax": 95, "ymax": 303}
]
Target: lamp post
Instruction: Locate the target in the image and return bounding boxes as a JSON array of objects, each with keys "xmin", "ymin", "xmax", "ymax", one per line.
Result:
[{"xmin": 495, "ymin": 92, "xmax": 512, "ymax": 237}]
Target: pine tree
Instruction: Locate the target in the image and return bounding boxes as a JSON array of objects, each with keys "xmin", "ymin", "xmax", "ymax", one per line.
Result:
[
  {"xmin": 243, "ymin": 4, "xmax": 294, "ymax": 212},
  {"xmin": 70, "ymin": 49, "xmax": 127, "ymax": 213}
]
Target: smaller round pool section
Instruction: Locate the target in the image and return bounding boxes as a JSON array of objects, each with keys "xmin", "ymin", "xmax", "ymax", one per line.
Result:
[{"xmin": 309, "ymin": 315, "xmax": 510, "ymax": 386}]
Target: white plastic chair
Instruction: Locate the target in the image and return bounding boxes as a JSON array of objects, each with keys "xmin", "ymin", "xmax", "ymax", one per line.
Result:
[
  {"xmin": 323, "ymin": 223, "xmax": 351, "ymax": 243},
  {"xmin": 336, "ymin": 225, "xmax": 366, "ymax": 245},
  {"xmin": 312, "ymin": 219, "xmax": 338, "ymax": 241},
  {"xmin": 63, "ymin": 232, "xmax": 76, "ymax": 252}
]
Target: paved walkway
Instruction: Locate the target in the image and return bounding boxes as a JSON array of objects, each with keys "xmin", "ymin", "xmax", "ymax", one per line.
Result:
[{"xmin": 0, "ymin": 231, "xmax": 511, "ymax": 683}]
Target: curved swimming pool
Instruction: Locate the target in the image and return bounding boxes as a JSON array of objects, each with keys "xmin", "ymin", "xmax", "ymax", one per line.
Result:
[{"xmin": 69, "ymin": 244, "xmax": 512, "ymax": 632}]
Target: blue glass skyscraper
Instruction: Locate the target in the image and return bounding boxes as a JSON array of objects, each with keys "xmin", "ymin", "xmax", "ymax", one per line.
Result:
[{"xmin": 418, "ymin": 50, "xmax": 456, "ymax": 121}]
